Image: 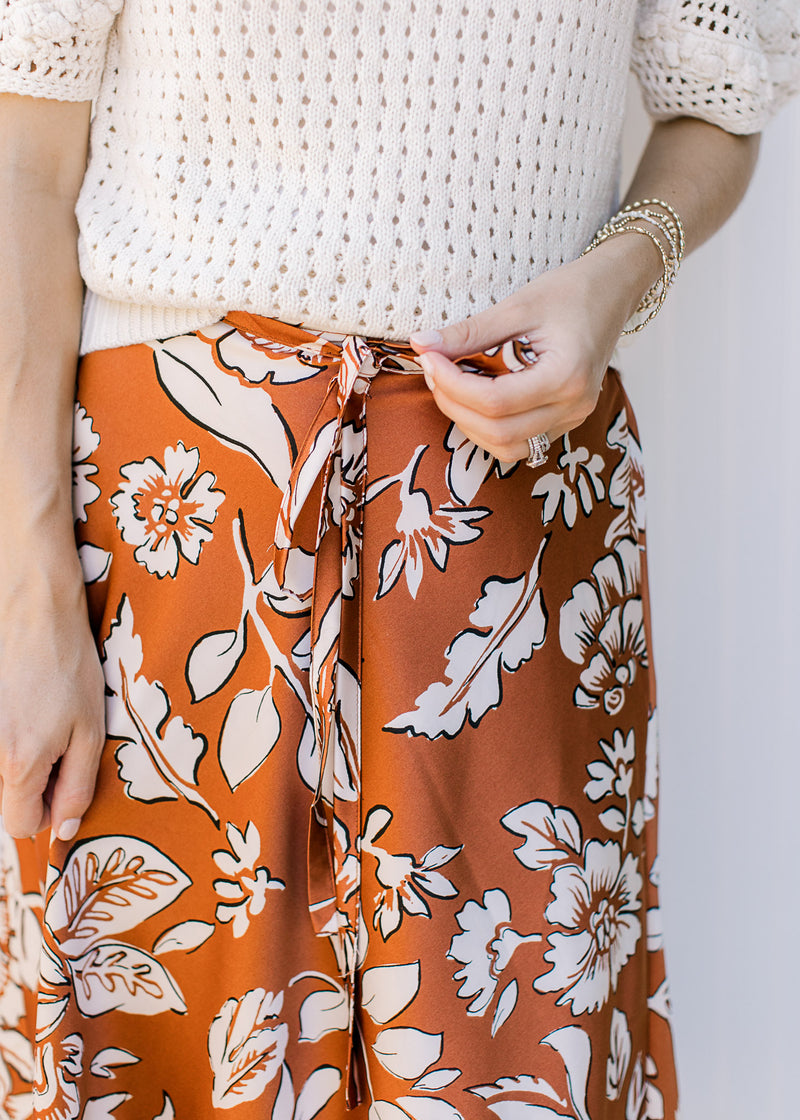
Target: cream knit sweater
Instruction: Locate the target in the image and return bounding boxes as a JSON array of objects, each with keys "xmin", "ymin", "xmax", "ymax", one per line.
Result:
[{"xmin": 1, "ymin": 0, "xmax": 798, "ymax": 354}]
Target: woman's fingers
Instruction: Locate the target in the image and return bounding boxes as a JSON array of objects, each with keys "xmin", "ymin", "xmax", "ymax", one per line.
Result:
[
  {"xmin": 0, "ymin": 742, "xmax": 55, "ymax": 838},
  {"xmin": 419, "ymin": 351, "xmax": 589, "ymax": 458},
  {"xmin": 418, "ymin": 349, "xmax": 558, "ymax": 416},
  {"xmin": 48, "ymin": 724, "xmax": 105, "ymax": 842},
  {"xmin": 410, "ymin": 295, "xmax": 529, "ymax": 359},
  {"xmin": 0, "ymin": 718, "xmax": 103, "ymax": 840}
]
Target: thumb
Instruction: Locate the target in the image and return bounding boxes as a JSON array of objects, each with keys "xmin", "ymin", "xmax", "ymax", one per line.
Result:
[{"xmin": 408, "ymin": 302, "xmax": 524, "ymax": 360}]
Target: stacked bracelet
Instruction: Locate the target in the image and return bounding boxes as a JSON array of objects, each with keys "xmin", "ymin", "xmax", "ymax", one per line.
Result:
[{"xmin": 581, "ymin": 198, "xmax": 686, "ymax": 334}]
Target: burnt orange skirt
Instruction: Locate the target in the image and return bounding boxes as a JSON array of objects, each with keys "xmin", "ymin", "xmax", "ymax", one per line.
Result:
[{"xmin": 1, "ymin": 313, "xmax": 678, "ymax": 1119}]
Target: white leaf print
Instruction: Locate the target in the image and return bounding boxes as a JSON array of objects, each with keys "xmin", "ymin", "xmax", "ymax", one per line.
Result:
[
  {"xmin": 369, "ymin": 1104, "xmax": 409, "ymax": 1120},
  {"xmin": 293, "ymin": 631, "xmax": 312, "ymax": 673},
  {"xmin": 373, "ymin": 1027, "xmax": 442, "ymax": 1081},
  {"xmin": 605, "ymin": 409, "xmax": 645, "ymax": 549},
  {"xmin": 420, "ymin": 845, "xmax": 462, "ymax": 870},
  {"xmin": 647, "ymin": 980, "xmax": 671, "ymax": 1021},
  {"xmin": 501, "ymin": 801, "xmax": 582, "ymax": 870},
  {"xmin": 396, "ymin": 1097, "xmax": 464, "ymax": 1120},
  {"xmin": 294, "ymin": 1065, "xmax": 342, "ymax": 1120},
  {"xmin": 82, "ymin": 1093, "xmax": 131, "ymax": 1118},
  {"xmin": 186, "ymin": 628, "xmax": 246, "ymax": 702},
  {"xmin": 646, "ymin": 907, "xmax": 663, "ymax": 953},
  {"xmin": 484, "ymin": 1105, "xmax": 566, "ymax": 1119},
  {"xmin": 276, "ymin": 417, "xmax": 339, "ymax": 548},
  {"xmin": 47, "ymin": 836, "xmax": 191, "ymax": 958},
  {"xmin": 598, "ymin": 807, "xmax": 626, "ymax": 834},
  {"xmin": 154, "ymin": 1094, "xmax": 175, "ymax": 1120},
  {"xmin": 34, "ymin": 995, "xmax": 69, "ymax": 1042},
  {"xmin": 467, "ymin": 1076, "xmax": 565, "ymax": 1106},
  {"xmin": 152, "ymin": 921, "xmax": 215, "ymax": 955},
  {"xmin": 530, "ymin": 435, "xmax": 606, "ymax": 530},
  {"xmin": 606, "ymin": 1009, "xmax": 632, "ymax": 1101},
  {"xmin": 412, "ymin": 1069, "xmax": 461, "ymax": 1092},
  {"xmin": 385, "ymin": 537, "xmax": 548, "ymax": 739},
  {"xmin": 361, "ymin": 961, "xmax": 420, "ymax": 1025},
  {"xmin": 89, "ymin": 1048, "xmax": 140, "ymax": 1078},
  {"xmin": 209, "ymin": 988, "xmax": 288, "ymax": 1110},
  {"xmin": 272, "ymin": 1063, "xmax": 294, "ymax": 1120},
  {"xmin": 78, "ymin": 543, "xmax": 112, "ymax": 584},
  {"xmin": 444, "ymin": 424, "xmax": 515, "ymax": 505},
  {"xmin": 0, "ymin": 1028, "xmax": 33, "ymax": 1080},
  {"xmin": 297, "ymin": 988, "xmax": 349, "ymax": 1043},
  {"xmin": 102, "ymin": 596, "xmax": 217, "ymax": 821},
  {"xmin": 541, "ymin": 1026, "xmax": 592, "ymax": 1120},
  {"xmin": 152, "ymin": 334, "xmax": 294, "ymax": 491},
  {"xmin": 490, "ymin": 979, "xmax": 518, "ymax": 1036},
  {"xmin": 218, "ymin": 684, "xmax": 282, "ymax": 791},
  {"xmin": 70, "ymin": 942, "xmax": 186, "ymax": 1018},
  {"xmin": 626, "ymin": 1054, "xmax": 664, "ymax": 1120},
  {"xmin": 262, "ymin": 548, "xmax": 315, "ymax": 616}
]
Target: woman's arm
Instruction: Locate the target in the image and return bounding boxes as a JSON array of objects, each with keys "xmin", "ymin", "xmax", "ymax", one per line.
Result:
[
  {"xmin": 0, "ymin": 93, "xmax": 104, "ymax": 841},
  {"xmin": 409, "ymin": 118, "xmax": 761, "ymax": 460}
]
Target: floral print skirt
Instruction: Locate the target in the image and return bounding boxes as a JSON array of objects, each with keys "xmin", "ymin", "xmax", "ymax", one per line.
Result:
[{"xmin": 1, "ymin": 312, "xmax": 678, "ymax": 1120}]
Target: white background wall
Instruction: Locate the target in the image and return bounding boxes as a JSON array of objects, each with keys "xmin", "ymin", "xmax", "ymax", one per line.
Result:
[{"xmin": 621, "ymin": 85, "xmax": 800, "ymax": 1119}]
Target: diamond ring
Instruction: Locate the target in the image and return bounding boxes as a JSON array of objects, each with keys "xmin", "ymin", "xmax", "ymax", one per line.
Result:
[{"xmin": 525, "ymin": 433, "xmax": 550, "ymax": 468}]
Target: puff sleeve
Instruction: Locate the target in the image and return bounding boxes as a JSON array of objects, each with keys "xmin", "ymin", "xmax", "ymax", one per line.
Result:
[
  {"xmin": 0, "ymin": 0, "xmax": 123, "ymax": 101},
  {"xmin": 632, "ymin": 0, "xmax": 800, "ymax": 133}
]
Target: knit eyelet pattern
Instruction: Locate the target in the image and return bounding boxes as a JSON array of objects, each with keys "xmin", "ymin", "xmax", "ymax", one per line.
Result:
[{"xmin": 1, "ymin": 0, "xmax": 798, "ymax": 351}]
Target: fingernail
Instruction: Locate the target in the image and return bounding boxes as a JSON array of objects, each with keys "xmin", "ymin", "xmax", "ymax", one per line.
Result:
[
  {"xmin": 409, "ymin": 329, "xmax": 443, "ymax": 348},
  {"xmin": 57, "ymin": 818, "xmax": 81, "ymax": 842}
]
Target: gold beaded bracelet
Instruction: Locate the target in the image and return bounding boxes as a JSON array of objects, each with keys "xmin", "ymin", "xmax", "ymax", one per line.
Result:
[{"xmin": 582, "ymin": 198, "xmax": 685, "ymax": 334}]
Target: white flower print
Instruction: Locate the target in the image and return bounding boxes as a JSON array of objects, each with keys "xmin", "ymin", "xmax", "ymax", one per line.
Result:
[
  {"xmin": 534, "ymin": 839, "xmax": 643, "ymax": 1015},
  {"xmin": 585, "ymin": 728, "xmax": 646, "ymax": 845},
  {"xmin": 448, "ymin": 889, "xmax": 541, "ymax": 1034},
  {"xmin": 111, "ymin": 442, "xmax": 225, "ymax": 578},
  {"xmin": 560, "ymin": 538, "xmax": 647, "ymax": 714},
  {"xmin": 585, "ymin": 729, "xmax": 634, "ymax": 804},
  {"xmin": 530, "ymin": 434, "xmax": 606, "ymax": 529},
  {"xmin": 72, "ymin": 403, "xmax": 101, "ymax": 523},
  {"xmin": 361, "ymin": 807, "xmax": 461, "ymax": 940},
  {"xmin": 369, "ymin": 445, "xmax": 490, "ymax": 599},
  {"xmin": 213, "ymin": 823, "xmax": 285, "ymax": 939},
  {"xmin": 626, "ymin": 1054, "xmax": 665, "ymax": 1120}
]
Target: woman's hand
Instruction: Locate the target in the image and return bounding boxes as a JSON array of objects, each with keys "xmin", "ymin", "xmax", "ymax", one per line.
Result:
[
  {"xmin": 409, "ymin": 233, "xmax": 662, "ymax": 462},
  {"xmin": 0, "ymin": 543, "xmax": 105, "ymax": 841},
  {"xmin": 0, "ymin": 94, "xmax": 98, "ymax": 841},
  {"xmin": 409, "ymin": 116, "xmax": 761, "ymax": 464}
]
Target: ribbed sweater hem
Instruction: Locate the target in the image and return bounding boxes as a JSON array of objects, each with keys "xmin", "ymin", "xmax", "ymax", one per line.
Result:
[{"xmin": 80, "ymin": 291, "xmax": 221, "ymax": 355}]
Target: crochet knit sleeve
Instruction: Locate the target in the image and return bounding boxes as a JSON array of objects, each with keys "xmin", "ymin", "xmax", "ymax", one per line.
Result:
[
  {"xmin": 0, "ymin": 0, "xmax": 123, "ymax": 101},
  {"xmin": 632, "ymin": 0, "xmax": 800, "ymax": 133}
]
